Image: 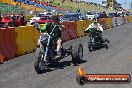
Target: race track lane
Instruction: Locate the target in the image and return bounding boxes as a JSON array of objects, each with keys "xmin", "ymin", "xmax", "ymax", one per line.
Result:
[{"xmin": 0, "ymin": 23, "xmax": 132, "ymax": 88}]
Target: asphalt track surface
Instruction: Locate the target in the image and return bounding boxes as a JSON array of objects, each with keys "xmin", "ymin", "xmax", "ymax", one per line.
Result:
[{"xmin": 0, "ymin": 23, "xmax": 132, "ymax": 88}]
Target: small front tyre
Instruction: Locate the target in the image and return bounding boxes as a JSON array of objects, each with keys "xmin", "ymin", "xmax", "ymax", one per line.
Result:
[
  {"xmin": 88, "ymin": 43, "xmax": 94, "ymax": 52},
  {"xmin": 88, "ymin": 41, "xmax": 94, "ymax": 52},
  {"xmin": 34, "ymin": 48, "xmax": 46, "ymax": 74},
  {"xmin": 105, "ymin": 45, "xmax": 108, "ymax": 49}
]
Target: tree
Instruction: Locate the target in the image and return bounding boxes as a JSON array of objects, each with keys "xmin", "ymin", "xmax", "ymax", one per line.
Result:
[
  {"xmin": 107, "ymin": 0, "xmax": 117, "ymax": 4},
  {"xmin": 105, "ymin": 0, "xmax": 118, "ymax": 8}
]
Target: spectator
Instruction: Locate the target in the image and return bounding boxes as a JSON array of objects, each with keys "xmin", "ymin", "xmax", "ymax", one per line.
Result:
[
  {"xmin": 115, "ymin": 12, "xmax": 120, "ymax": 17},
  {"xmin": 101, "ymin": 11, "xmax": 108, "ymax": 18},
  {"xmin": 0, "ymin": 12, "xmax": 2, "ymax": 28},
  {"xmin": 76, "ymin": 9, "xmax": 81, "ymax": 20},
  {"xmin": 20, "ymin": 13, "xmax": 25, "ymax": 26},
  {"xmin": 122, "ymin": 12, "xmax": 125, "ymax": 17},
  {"xmin": 11, "ymin": 13, "xmax": 16, "ymax": 27},
  {"xmin": 97, "ymin": 12, "xmax": 103, "ymax": 19}
]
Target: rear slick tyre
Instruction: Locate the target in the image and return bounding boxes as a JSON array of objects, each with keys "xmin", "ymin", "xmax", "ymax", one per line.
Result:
[{"xmin": 71, "ymin": 43, "xmax": 83, "ymax": 64}]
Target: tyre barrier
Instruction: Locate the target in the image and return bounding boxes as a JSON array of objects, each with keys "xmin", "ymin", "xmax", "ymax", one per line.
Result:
[
  {"xmin": 112, "ymin": 17, "xmax": 129, "ymax": 27},
  {"xmin": 0, "ymin": 29, "xmax": 6, "ymax": 63},
  {"xmin": 116, "ymin": 17, "xmax": 121, "ymax": 25},
  {"xmin": 32, "ymin": 26, "xmax": 40, "ymax": 49},
  {"xmin": 68, "ymin": 29, "xmax": 78, "ymax": 39},
  {"xmin": 128, "ymin": 16, "xmax": 132, "ymax": 22},
  {"xmin": 70, "ymin": 21, "xmax": 77, "ymax": 30},
  {"xmin": 62, "ymin": 21, "xmax": 70, "ymax": 30},
  {"xmin": 3, "ymin": 29, "xmax": 13, "ymax": 60},
  {"xmin": 81, "ymin": 20, "xmax": 93, "ymax": 36},
  {"xmin": 62, "ymin": 29, "xmax": 71, "ymax": 42},
  {"xmin": 76, "ymin": 20, "xmax": 89, "ymax": 37},
  {"xmin": 0, "ymin": 28, "xmax": 17, "ymax": 62},
  {"xmin": 5, "ymin": 28, "xmax": 17, "ymax": 59},
  {"xmin": 15, "ymin": 27, "xmax": 27, "ymax": 55},
  {"xmin": 130, "ymin": 16, "xmax": 132, "ymax": 22},
  {"xmin": 98, "ymin": 18, "xmax": 109, "ymax": 30},
  {"xmin": 23, "ymin": 28, "xmax": 34, "ymax": 53},
  {"xmin": 0, "ymin": 54, "xmax": 5, "ymax": 63},
  {"xmin": 107, "ymin": 18, "xmax": 113, "ymax": 29},
  {"xmin": 76, "ymin": 20, "xmax": 84, "ymax": 37},
  {"xmin": 125, "ymin": 16, "xmax": 129, "ymax": 24},
  {"xmin": 120, "ymin": 17, "xmax": 124, "ymax": 25},
  {"xmin": 9, "ymin": 27, "xmax": 18, "ymax": 57},
  {"xmin": 0, "ymin": 16, "xmax": 132, "ymax": 63},
  {"xmin": 26, "ymin": 25, "xmax": 40, "ymax": 50},
  {"xmin": 62, "ymin": 21, "xmax": 78, "ymax": 41},
  {"xmin": 15, "ymin": 26, "xmax": 37, "ymax": 55},
  {"xmin": 85, "ymin": 20, "xmax": 93, "ymax": 36}
]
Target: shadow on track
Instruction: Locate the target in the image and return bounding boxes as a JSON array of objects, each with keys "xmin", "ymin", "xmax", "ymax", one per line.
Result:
[{"xmin": 37, "ymin": 60, "xmax": 87, "ymax": 74}]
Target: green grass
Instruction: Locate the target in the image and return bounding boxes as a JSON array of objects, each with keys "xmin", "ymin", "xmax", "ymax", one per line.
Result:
[
  {"xmin": 0, "ymin": 0, "xmax": 116, "ymax": 15},
  {"xmin": 42, "ymin": 0, "xmax": 115, "ymax": 13},
  {"xmin": 0, "ymin": 2, "xmax": 27, "ymax": 15}
]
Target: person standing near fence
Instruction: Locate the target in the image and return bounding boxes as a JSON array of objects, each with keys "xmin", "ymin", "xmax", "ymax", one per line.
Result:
[
  {"xmin": 11, "ymin": 13, "xmax": 16, "ymax": 27},
  {"xmin": 20, "ymin": 13, "xmax": 25, "ymax": 26},
  {"xmin": 102, "ymin": 11, "xmax": 108, "ymax": 18}
]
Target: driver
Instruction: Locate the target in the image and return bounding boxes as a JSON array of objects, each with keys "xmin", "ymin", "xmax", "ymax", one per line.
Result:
[
  {"xmin": 39, "ymin": 15, "xmax": 64, "ymax": 61},
  {"xmin": 85, "ymin": 17, "xmax": 109, "ymax": 43}
]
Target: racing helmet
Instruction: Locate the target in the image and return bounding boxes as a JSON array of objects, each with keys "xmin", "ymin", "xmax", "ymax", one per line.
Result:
[
  {"xmin": 40, "ymin": 24, "xmax": 46, "ymax": 32},
  {"xmin": 40, "ymin": 22, "xmax": 53, "ymax": 32},
  {"xmin": 46, "ymin": 22, "xmax": 53, "ymax": 29},
  {"xmin": 52, "ymin": 15, "xmax": 60, "ymax": 22}
]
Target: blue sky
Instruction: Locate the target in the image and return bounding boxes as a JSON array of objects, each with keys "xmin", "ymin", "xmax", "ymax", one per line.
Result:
[{"xmin": 81, "ymin": 0, "xmax": 131, "ymax": 9}]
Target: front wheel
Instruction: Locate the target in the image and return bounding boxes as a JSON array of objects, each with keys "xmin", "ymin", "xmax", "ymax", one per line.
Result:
[
  {"xmin": 88, "ymin": 42, "xmax": 94, "ymax": 52},
  {"xmin": 105, "ymin": 45, "xmax": 108, "ymax": 49},
  {"xmin": 34, "ymin": 48, "xmax": 47, "ymax": 74},
  {"xmin": 71, "ymin": 43, "xmax": 83, "ymax": 64}
]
